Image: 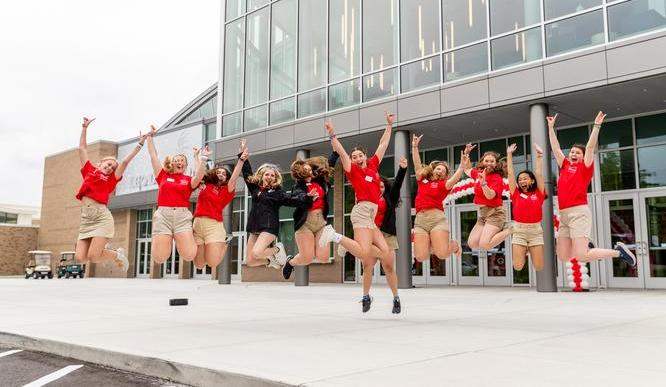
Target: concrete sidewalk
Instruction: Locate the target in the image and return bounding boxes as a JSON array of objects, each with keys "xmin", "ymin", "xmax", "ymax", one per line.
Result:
[{"xmin": 0, "ymin": 278, "xmax": 665, "ymax": 386}]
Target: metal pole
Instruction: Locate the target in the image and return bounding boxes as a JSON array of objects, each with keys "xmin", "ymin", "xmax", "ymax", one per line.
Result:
[
  {"xmin": 530, "ymin": 103, "xmax": 558, "ymax": 292},
  {"xmin": 394, "ymin": 130, "xmax": 413, "ymax": 289},
  {"xmin": 295, "ymin": 149, "xmax": 310, "ymax": 286},
  {"xmin": 219, "ymin": 164, "xmax": 234, "ymax": 284}
]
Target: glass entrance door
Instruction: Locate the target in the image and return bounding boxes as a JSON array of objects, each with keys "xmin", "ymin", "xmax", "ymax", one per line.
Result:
[
  {"xmin": 135, "ymin": 239, "xmax": 151, "ymax": 278},
  {"xmin": 231, "ymin": 232, "xmax": 245, "ymax": 280},
  {"xmin": 602, "ymin": 194, "xmax": 643, "ymax": 288},
  {"xmin": 640, "ymin": 192, "xmax": 666, "ymax": 289}
]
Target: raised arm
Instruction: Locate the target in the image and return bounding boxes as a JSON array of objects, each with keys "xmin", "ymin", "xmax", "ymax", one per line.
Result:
[
  {"xmin": 585, "ymin": 111, "xmax": 605, "ymax": 167},
  {"xmin": 227, "ymin": 144, "xmax": 247, "ymax": 192},
  {"xmin": 389, "ymin": 157, "xmax": 408, "ymax": 204},
  {"xmin": 373, "ymin": 112, "xmax": 395, "ymax": 162},
  {"xmin": 547, "ymin": 114, "xmax": 565, "ymax": 168},
  {"xmin": 506, "ymin": 143, "xmax": 517, "ymax": 195},
  {"xmin": 78, "ymin": 117, "xmax": 95, "ymax": 167},
  {"xmin": 462, "ymin": 143, "xmax": 477, "ymax": 176},
  {"xmin": 534, "ymin": 144, "xmax": 545, "ymax": 194},
  {"xmin": 146, "ymin": 125, "xmax": 162, "ymax": 177},
  {"xmin": 115, "ymin": 132, "xmax": 147, "ymax": 179},
  {"xmin": 411, "ymin": 134, "xmax": 424, "ymax": 177},
  {"xmin": 325, "ymin": 121, "xmax": 351, "ymax": 172},
  {"xmin": 190, "ymin": 146, "xmax": 209, "ymax": 188},
  {"xmin": 446, "ymin": 151, "xmax": 468, "ymax": 190},
  {"xmin": 240, "ymin": 147, "xmax": 259, "ymax": 196},
  {"xmin": 479, "ymin": 170, "xmax": 497, "ymax": 200}
]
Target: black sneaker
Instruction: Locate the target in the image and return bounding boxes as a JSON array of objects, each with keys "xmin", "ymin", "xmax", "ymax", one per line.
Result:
[
  {"xmin": 392, "ymin": 297, "xmax": 401, "ymax": 314},
  {"xmin": 615, "ymin": 242, "xmax": 637, "ymax": 267},
  {"xmin": 588, "ymin": 241, "xmax": 596, "ymax": 249},
  {"xmin": 282, "ymin": 256, "xmax": 294, "ymax": 280},
  {"xmin": 361, "ymin": 295, "xmax": 372, "ymax": 313}
]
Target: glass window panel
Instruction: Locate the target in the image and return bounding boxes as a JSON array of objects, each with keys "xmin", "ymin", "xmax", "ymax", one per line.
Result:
[
  {"xmin": 636, "ymin": 113, "xmax": 666, "ymax": 146},
  {"xmin": 277, "ymin": 220, "xmax": 296, "ymax": 255},
  {"xmin": 270, "ymin": 0, "xmax": 297, "ymax": 99},
  {"xmin": 557, "ymin": 126, "xmax": 588, "ymax": 150},
  {"xmin": 608, "ymin": 0, "xmax": 666, "ymax": 42},
  {"xmin": 607, "ymin": 199, "xmax": 639, "ymax": 277},
  {"xmin": 244, "ymin": 105, "xmax": 268, "ymax": 131},
  {"xmin": 363, "ymin": 0, "xmax": 399, "ymax": 72},
  {"xmin": 639, "ymin": 145, "xmax": 666, "ymax": 188},
  {"xmin": 490, "ymin": 0, "xmax": 541, "ymax": 35},
  {"xmin": 545, "ymin": 10, "xmax": 605, "ymax": 57},
  {"xmin": 480, "ymin": 138, "xmax": 506, "ymax": 155},
  {"xmin": 248, "ymin": 0, "xmax": 268, "ymax": 12},
  {"xmin": 645, "ymin": 196, "xmax": 666, "ymax": 277},
  {"xmin": 454, "ymin": 143, "xmax": 479, "ymax": 169},
  {"xmin": 329, "ymin": 79, "xmax": 361, "ymax": 110},
  {"xmin": 363, "ymin": 68, "xmax": 398, "ymax": 102},
  {"xmin": 444, "ymin": 42, "xmax": 488, "ymax": 81},
  {"xmin": 200, "ymin": 98, "xmax": 215, "ymax": 119},
  {"xmin": 204, "ymin": 122, "xmax": 217, "ymax": 143},
  {"xmin": 298, "ymin": 88, "xmax": 327, "ymax": 118},
  {"xmin": 442, "ymin": 0, "xmax": 488, "ymax": 49},
  {"xmin": 491, "ymin": 27, "xmax": 542, "ymax": 70},
  {"xmin": 222, "ymin": 112, "xmax": 242, "ymax": 137},
  {"xmin": 223, "ymin": 19, "xmax": 245, "ymax": 113},
  {"xmin": 401, "ymin": 56, "xmax": 441, "ymax": 92},
  {"xmin": 401, "ymin": 0, "xmax": 440, "ymax": 61},
  {"xmin": 299, "ymin": 0, "xmax": 327, "ymax": 91},
  {"xmin": 600, "ymin": 150, "xmax": 636, "ymax": 191},
  {"xmin": 245, "ymin": 8, "xmax": 270, "ymax": 106},
  {"xmin": 270, "ymin": 97, "xmax": 295, "ymax": 125},
  {"xmin": 379, "ymin": 157, "xmax": 395, "ymax": 178},
  {"xmin": 329, "ymin": 0, "xmax": 361, "ymax": 82},
  {"xmin": 544, "ymin": 0, "xmax": 601, "ymax": 20},
  {"xmin": 424, "ymin": 148, "xmax": 448, "ymax": 163},
  {"xmin": 344, "ymin": 183, "xmax": 355, "ymax": 213},
  {"xmin": 599, "ymin": 119, "xmax": 633, "ymax": 150},
  {"xmin": 460, "ymin": 210, "xmax": 479, "ymax": 275},
  {"xmin": 226, "ymin": 0, "xmax": 245, "ymax": 20}
]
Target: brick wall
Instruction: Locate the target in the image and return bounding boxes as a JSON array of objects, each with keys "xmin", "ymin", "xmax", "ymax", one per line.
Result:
[{"xmin": 0, "ymin": 225, "xmax": 38, "ymax": 275}]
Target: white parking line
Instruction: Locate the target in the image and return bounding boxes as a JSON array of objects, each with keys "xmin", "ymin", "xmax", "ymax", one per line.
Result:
[
  {"xmin": 23, "ymin": 365, "xmax": 83, "ymax": 387},
  {"xmin": 0, "ymin": 349, "xmax": 23, "ymax": 358}
]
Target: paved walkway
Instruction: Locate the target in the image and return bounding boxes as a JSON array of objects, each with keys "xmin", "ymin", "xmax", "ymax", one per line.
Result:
[{"xmin": 1, "ymin": 278, "xmax": 665, "ymax": 386}]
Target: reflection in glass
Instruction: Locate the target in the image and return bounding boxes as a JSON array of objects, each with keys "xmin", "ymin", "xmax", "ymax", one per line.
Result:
[
  {"xmin": 330, "ymin": 0, "xmax": 361, "ymax": 82},
  {"xmin": 244, "ymin": 105, "xmax": 268, "ymax": 131},
  {"xmin": 222, "ymin": 112, "xmax": 242, "ymax": 137},
  {"xmin": 270, "ymin": 97, "xmax": 295, "ymax": 125},
  {"xmin": 430, "ymin": 255, "xmax": 446, "ymax": 276},
  {"xmin": 636, "ymin": 113, "xmax": 666, "ymax": 146},
  {"xmin": 490, "ymin": 0, "xmax": 541, "ymax": 35},
  {"xmin": 270, "ymin": 0, "xmax": 297, "ymax": 99},
  {"xmin": 639, "ymin": 145, "xmax": 666, "ymax": 188},
  {"xmin": 608, "ymin": 0, "xmax": 666, "ymax": 42},
  {"xmin": 299, "ymin": 0, "xmax": 327, "ymax": 91},
  {"xmin": 444, "ymin": 42, "xmax": 488, "ymax": 81},
  {"xmin": 442, "ymin": 0, "xmax": 488, "ymax": 49},
  {"xmin": 600, "ymin": 150, "xmax": 636, "ymax": 191},
  {"xmin": 401, "ymin": 0, "xmax": 440, "ymax": 61},
  {"xmin": 363, "ymin": 68, "xmax": 398, "ymax": 102},
  {"xmin": 226, "ymin": 0, "xmax": 245, "ymax": 20},
  {"xmin": 608, "ymin": 199, "xmax": 638, "ymax": 278},
  {"xmin": 298, "ymin": 88, "xmax": 327, "ymax": 118},
  {"xmin": 329, "ymin": 79, "xmax": 361, "ymax": 110},
  {"xmin": 599, "ymin": 119, "xmax": 633, "ymax": 150},
  {"xmin": 401, "ymin": 56, "xmax": 441, "ymax": 92},
  {"xmin": 491, "ymin": 27, "xmax": 542, "ymax": 70},
  {"xmin": 513, "ymin": 262, "xmax": 530, "ymax": 284},
  {"xmin": 245, "ymin": 8, "xmax": 270, "ymax": 106},
  {"xmin": 248, "ymin": 0, "xmax": 268, "ymax": 12},
  {"xmin": 460, "ymin": 210, "xmax": 479, "ymax": 276},
  {"xmin": 278, "ymin": 220, "xmax": 296, "ymax": 256},
  {"xmin": 645, "ymin": 196, "xmax": 666, "ymax": 277},
  {"xmin": 487, "ymin": 242, "xmax": 507, "ymax": 277},
  {"xmin": 544, "ymin": 0, "xmax": 601, "ymax": 20},
  {"xmin": 545, "ymin": 10, "xmax": 604, "ymax": 56},
  {"xmin": 480, "ymin": 138, "xmax": 506, "ymax": 155},
  {"xmin": 223, "ymin": 19, "xmax": 245, "ymax": 113},
  {"xmin": 363, "ymin": 0, "xmax": 399, "ymax": 72}
]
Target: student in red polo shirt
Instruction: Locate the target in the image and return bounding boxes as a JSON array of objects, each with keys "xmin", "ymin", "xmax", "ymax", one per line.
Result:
[
  {"xmin": 191, "ymin": 140, "xmax": 246, "ymax": 274},
  {"xmin": 507, "ymin": 142, "xmax": 546, "ymax": 272},
  {"xmin": 319, "ymin": 112, "xmax": 401, "ymax": 314},
  {"xmin": 146, "ymin": 124, "xmax": 208, "ymax": 267},
  {"xmin": 75, "ymin": 117, "xmax": 145, "ymax": 273},
  {"xmin": 463, "ymin": 146, "xmax": 512, "ymax": 252},
  {"xmin": 548, "ymin": 112, "xmax": 636, "ymax": 285},
  {"xmin": 411, "ymin": 134, "xmax": 469, "ymax": 264}
]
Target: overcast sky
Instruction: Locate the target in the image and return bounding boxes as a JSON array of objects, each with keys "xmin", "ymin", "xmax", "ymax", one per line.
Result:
[{"xmin": 0, "ymin": 0, "xmax": 219, "ymax": 206}]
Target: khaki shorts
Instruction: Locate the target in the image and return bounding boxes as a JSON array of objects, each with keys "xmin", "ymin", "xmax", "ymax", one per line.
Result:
[
  {"xmin": 350, "ymin": 201, "xmax": 378, "ymax": 230},
  {"xmin": 383, "ymin": 232, "xmax": 399, "ymax": 251},
  {"xmin": 193, "ymin": 216, "xmax": 227, "ymax": 245},
  {"xmin": 559, "ymin": 205, "xmax": 592, "ymax": 239},
  {"xmin": 414, "ymin": 209, "xmax": 449, "ymax": 234},
  {"xmin": 78, "ymin": 201, "xmax": 114, "ymax": 240},
  {"xmin": 477, "ymin": 206, "xmax": 507, "ymax": 229},
  {"xmin": 296, "ymin": 210, "xmax": 327, "ymax": 235},
  {"xmin": 152, "ymin": 207, "xmax": 193, "ymax": 236},
  {"xmin": 512, "ymin": 222, "xmax": 544, "ymax": 247}
]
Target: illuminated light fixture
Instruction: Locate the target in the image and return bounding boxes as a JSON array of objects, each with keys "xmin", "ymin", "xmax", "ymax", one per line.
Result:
[
  {"xmin": 391, "ymin": 0, "xmax": 395, "ymax": 25},
  {"xmin": 468, "ymin": 0, "xmax": 473, "ymax": 27},
  {"xmin": 521, "ymin": 32, "xmax": 526, "ymax": 61},
  {"xmin": 418, "ymin": 5, "xmax": 424, "ymax": 57},
  {"xmin": 450, "ymin": 21, "xmax": 455, "ymax": 48}
]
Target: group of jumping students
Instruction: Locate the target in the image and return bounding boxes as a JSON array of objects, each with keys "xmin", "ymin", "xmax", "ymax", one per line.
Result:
[{"xmin": 73, "ymin": 110, "xmax": 637, "ymax": 314}]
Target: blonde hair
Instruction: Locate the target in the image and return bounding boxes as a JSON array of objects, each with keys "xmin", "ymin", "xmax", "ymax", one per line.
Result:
[
  {"xmin": 248, "ymin": 163, "xmax": 282, "ymax": 189},
  {"xmin": 418, "ymin": 161, "xmax": 450, "ymax": 181},
  {"xmin": 163, "ymin": 154, "xmax": 188, "ymax": 173},
  {"xmin": 476, "ymin": 151, "xmax": 507, "ymax": 177},
  {"xmin": 99, "ymin": 156, "xmax": 119, "ymax": 171}
]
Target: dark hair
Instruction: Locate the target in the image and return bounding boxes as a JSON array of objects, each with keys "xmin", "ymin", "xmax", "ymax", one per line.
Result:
[
  {"xmin": 476, "ymin": 151, "xmax": 507, "ymax": 177},
  {"xmin": 379, "ymin": 175, "xmax": 402, "ymax": 207},
  {"xmin": 307, "ymin": 156, "xmax": 333, "ymax": 183},
  {"xmin": 517, "ymin": 170, "xmax": 548, "ymax": 198},
  {"xmin": 350, "ymin": 146, "xmax": 368, "ymax": 157},
  {"xmin": 570, "ymin": 143, "xmax": 586, "ymax": 155},
  {"xmin": 202, "ymin": 166, "xmax": 231, "ymax": 186}
]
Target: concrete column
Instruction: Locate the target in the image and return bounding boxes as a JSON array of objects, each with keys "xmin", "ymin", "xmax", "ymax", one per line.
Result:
[
  {"xmin": 394, "ymin": 130, "xmax": 413, "ymax": 289},
  {"xmin": 530, "ymin": 103, "xmax": 558, "ymax": 292},
  {"xmin": 219, "ymin": 164, "xmax": 235, "ymax": 284},
  {"xmin": 295, "ymin": 149, "xmax": 310, "ymax": 286}
]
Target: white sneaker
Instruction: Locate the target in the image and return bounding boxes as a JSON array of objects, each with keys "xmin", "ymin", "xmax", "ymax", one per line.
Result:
[
  {"xmin": 337, "ymin": 243, "xmax": 348, "ymax": 258},
  {"xmin": 115, "ymin": 248, "xmax": 129, "ymax": 273},
  {"xmin": 266, "ymin": 255, "xmax": 281, "ymax": 269},
  {"xmin": 319, "ymin": 225, "xmax": 337, "ymax": 248},
  {"xmin": 273, "ymin": 242, "xmax": 288, "ymax": 266}
]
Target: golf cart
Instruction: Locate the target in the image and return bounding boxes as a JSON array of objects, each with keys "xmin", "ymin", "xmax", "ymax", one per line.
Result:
[
  {"xmin": 57, "ymin": 251, "xmax": 85, "ymax": 279},
  {"xmin": 24, "ymin": 251, "xmax": 53, "ymax": 279}
]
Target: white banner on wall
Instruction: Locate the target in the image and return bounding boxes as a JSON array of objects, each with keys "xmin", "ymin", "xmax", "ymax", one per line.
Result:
[{"xmin": 115, "ymin": 124, "xmax": 203, "ymax": 196}]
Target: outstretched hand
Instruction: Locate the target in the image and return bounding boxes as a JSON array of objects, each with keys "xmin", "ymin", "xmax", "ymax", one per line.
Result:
[
  {"xmin": 464, "ymin": 143, "xmax": 476, "ymax": 155},
  {"xmin": 460, "ymin": 151, "xmax": 470, "ymax": 169},
  {"xmin": 398, "ymin": 157, "xmax": 408, "ymax": 169},
  {"xmin": 307, "ymin": 189, "xmax": 320, "ymax": 201},
  {"xmin": 82, "ymin": 117, "xmax": 95, "ymax": 129},
  {"xmin": 546, "ymin": 113, "xmax": 558, "ymax": 128},
  {"xmin": 324, "ymin": 121, "xmax": 335, "ymax": 137},
  {"xmin": 149, "ymin": 124, "xmax": 159, "ymax": 137},
  {"xmin": 201, "ymin": 145, "xmax": 212, "ymax": 158},
  {"xmin": 239, "ymin": 138, "xmax": 247, "ymax": 154},
  {"xmin": 534, "ymin": 144, "xmax": 544, "ymax": 157},
  {"xmin": 594, "ymin": 111, "xmax": 606, "ymax": 126},
  {"xmin": 412, "ymin": 134, "xmax": 423, "ymax": 148},
  {"xmin": 240, "ymin": 149, "xmax": 249, "ymax": 161},
  {"xmin": 385, "ymin": 111, "xmax": 396, "ymax": 126},
  {"xmin": 507, "ymin": 143, "xmax": 517, "ymax": 155}
]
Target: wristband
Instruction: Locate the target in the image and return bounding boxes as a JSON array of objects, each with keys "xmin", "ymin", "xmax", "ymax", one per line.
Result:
[
  {"xmin": 329, "ymin": 134, "xmax": 337, "ymax": 140},
  {"xmin": 200, "ymin": 156, "xmax": 209, "ymax": 162},
  {"xmin": 137, "ymin": 142, "xmax": 144, "ymax": 147},
  {"xmin": 481, "ymin": 182, "xmax": 488, "ymax": 187}
]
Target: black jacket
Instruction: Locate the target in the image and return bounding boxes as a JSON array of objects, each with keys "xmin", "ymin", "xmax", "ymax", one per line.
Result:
[
  {"xmin": 242, "ymin": 159, "xmax": 312, "ymax": 236},
  {"xmin": 379, "ymin": 166, "xmax": 407, "ymax": 236},
  {"xmin": 292, "ymin": 152, "xmax": 339, "ymax": 231}
]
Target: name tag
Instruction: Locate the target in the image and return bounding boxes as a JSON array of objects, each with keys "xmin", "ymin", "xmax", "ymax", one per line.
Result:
[
  {"xmin": 422, "ymin": 179, "xmax": 429, "ymax": 184},
  {"xmin": 364, "ymin": 175, "xmax": 373, "ymax": 182},
  {"xmin": 520, "ymin": 193, "xmax": 528, "ymax": 199},
  {"xmin": 166, "ymin": 178, "xmax": 175, "ymax": 183}
]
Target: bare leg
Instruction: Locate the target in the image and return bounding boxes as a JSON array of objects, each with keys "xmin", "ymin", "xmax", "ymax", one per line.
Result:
[
  {"xmin": 413, "ymin": 232, "xmax": 431, "ymax": 262},
  {"xmin": 467, "ymin": 223, "xmax": 484, "ymax": 250},
  {"xmin": 379, "ymin": 248, "xmax": 399, "ymax": 297},
  {"xmin": 575, "ymin": 237, "xmax": 619, "ymax": 262},
  {"xmin": 485, "ymin": 227, "xmax": 512, "ymax": 250},
  {"xmin": 430, "ymin": 230, "xmax": 452, "ymax": 260},
  {"xmin": 361, "ymin": 257, "xmax": 377, "ymax": 296},
  {"xmin": 313, "ymin": 228, "xmax": 330, "ymax": 263},
  {"xmin": 174, "ymin": 231, "xmax": 198, "ymax": 261},
  {"xmin": 204, "ymin": 242, "xmax": 226, "ymax": 269},
  {"xmin": 291, "ymin": 232, "xmax": 315, "ymax": 266},
  {"xmin": 339, "ymin": 228, "xmax": 374, "ymax": 261},
  {"xmin": 152, "ymin": 235, "xmax": 174, "ymax": 264},
  {"xmin": 528, "ymin": 245, "xmax": 544, "ymax": 271},
  {"xmin": 246, "ymin": 232, "xmax": 277, "ymax": 266},
  {"xmin": 75, "ymin": 239, "xmax": 91, "ymax": 263},
  {"xmin": 88, "ymin": 237, "xmax": 120, "ymax": 265},
  {"xmin": 556, "ymin": 236, "xmax": 573, "ymax": 262},
  {"xmin": 512, "ymin": 244, "xmax": 528, "ymax": 271},
  {"xmin": 478, "ymin": 224, "xmax": 502, "ymax": 251},
  {"xmin": 194, "ymin": 245, "xmax": 206, "ymax": 269}
]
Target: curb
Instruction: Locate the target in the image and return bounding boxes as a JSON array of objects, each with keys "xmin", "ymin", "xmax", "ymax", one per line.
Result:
[{"xmin": 0, "ymin": 332, "xmax": 292, "ymax": 387}]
